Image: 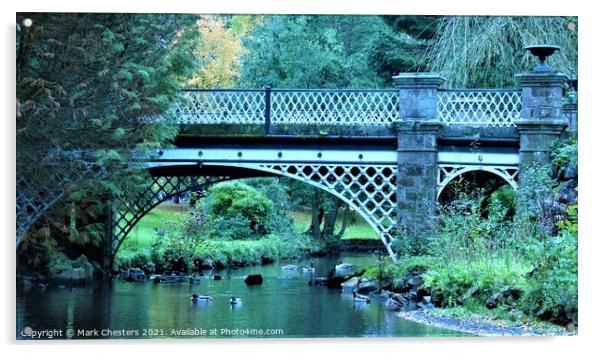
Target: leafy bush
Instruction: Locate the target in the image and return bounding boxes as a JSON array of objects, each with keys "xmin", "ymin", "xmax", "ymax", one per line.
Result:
[
  {"xmin": 206, "ymin": 181, "xmax": 273, "ymax": 234},
  {"xmin": 519, "ymin": 228, "xmax": 578, "ymax": 323},
  {"xmin": 114, "ymin": 248, "xmax": 153, "ymax": 271},
  {"xmin": 422, "ymin": 255, "xmax": 529, "ymax": 306},
  {"xmin": 47, "ymin": 251, "xmax": 73, "ymax": 278},
  {"xmin": 191, "ymin": 234, "xmax": 316, "ymax": 268},
  {"xmin": 435, "ymin": 189, "xmax": 512, "ymax": 262},
  {"xmin": 47, "ymin": 252, "xmax": 95, "ymax": 278},
  {"xmin": 208, "ymin": 214, "xmax": 255, "ymax": 240},
  {"xmin": 550, "ymin": 138, "xmax": 578, "ymax": 168}
]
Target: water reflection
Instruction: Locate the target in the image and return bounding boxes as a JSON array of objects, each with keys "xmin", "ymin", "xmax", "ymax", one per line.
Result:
[{"xmin": 17, "ymin": 253, "xmax": 461, "ymax": 339}]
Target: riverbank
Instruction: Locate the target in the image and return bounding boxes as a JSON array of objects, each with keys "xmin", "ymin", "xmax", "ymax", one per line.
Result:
[
  {"xmin": 352, "ymin": 249, "xmax": 577, "ymax": 336},
  {"xmin": 115, "ymin": 204, "xmax": 382, "ymax": 272},
  {"xmin": 400, "ymin": 308, "xmax": 576, "ymax": 336}
]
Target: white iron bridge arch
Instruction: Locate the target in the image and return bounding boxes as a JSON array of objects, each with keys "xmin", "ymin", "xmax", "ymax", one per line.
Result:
[{"xmin": 111, "ymin": 145, "xmax": 520, "ymax": 264}]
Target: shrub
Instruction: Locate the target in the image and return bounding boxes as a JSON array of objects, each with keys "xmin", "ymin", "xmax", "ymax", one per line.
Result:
[
  {"xmin": 550, "ymin": 138, "xmax": 578, "ymax": 169},
  {"xmin": 47, "ymin": 251, "xmax": 73, "ymax": 278},
  {"xmin": 115, "ymin": 248, "xmax": 153, "ymax": 270},
  {"xmin": 519, "ymin": 228, "xmax": 578, "ymax": 322},
  {"xmin": 422, "ymin": 256, "xmax": 529, "ymax": 306},
  {"xmin": 206, "ymin": 181, "xmax": 273, "ymax": 234},
  {"xmin": 47, "ymin": 252, "xmax": 95, "ymax": 278},
  {"xmin": 209, "ymin": 214, "xmax": 255, "ymax": 240}
]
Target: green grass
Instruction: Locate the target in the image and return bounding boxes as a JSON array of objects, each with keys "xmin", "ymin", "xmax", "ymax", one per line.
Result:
[
  {"xmin": 123, "ymin": 203, "xmax": 191, "ymax": 249},
  {"xmin": 290, "ymin": 210, "xmax": 379, "ymax": 240},
  {"xmin": 122, "ymin": 203, "xmax": 379, "ymax": 252}
]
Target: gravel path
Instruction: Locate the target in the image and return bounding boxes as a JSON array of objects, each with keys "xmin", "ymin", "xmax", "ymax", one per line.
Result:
[{"xmin": 399, "ymin": 309, "xmax": 574, "ymax": 337}]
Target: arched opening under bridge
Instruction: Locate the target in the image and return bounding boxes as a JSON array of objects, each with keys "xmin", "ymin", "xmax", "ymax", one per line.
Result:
[{"xmin": 110, "ymin": 162, "xmax": 398, "ymax": 267}]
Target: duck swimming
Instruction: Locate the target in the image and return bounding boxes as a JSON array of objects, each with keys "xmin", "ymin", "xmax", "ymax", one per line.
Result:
[
  {"xmin": 191, "ymin": 293, "xmax": 212, "ymax": 302},
  {"xmin": 335, "ymin": 260, "xmax": 354, "ymax": 272},
  {"xmin": 281, "ymin": 264, "xmax": 298, "ymax": 270},
  {"xmin": 300, "ymin": 262, "xmax": 315, "ymax": 273},
  {"xmin": 229, "ymin": 296, "xmax": 242, "ymax": 305}
]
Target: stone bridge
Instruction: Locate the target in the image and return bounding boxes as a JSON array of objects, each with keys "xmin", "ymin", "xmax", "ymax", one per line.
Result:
[{"xmin": 105, "ymin": 71, "xmax": 576, "ymax": 268}]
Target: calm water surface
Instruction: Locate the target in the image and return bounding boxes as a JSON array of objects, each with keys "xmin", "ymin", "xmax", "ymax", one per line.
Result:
[{"xmin": 17, "ymin": 253, "xmax": 461, "ymax": 339}]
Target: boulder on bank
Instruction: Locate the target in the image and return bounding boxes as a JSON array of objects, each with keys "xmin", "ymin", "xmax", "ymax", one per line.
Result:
[
  {"xmin": 341, "ymin": 276, "xmax": 360, "ymax": 291},
  {"xmin": 356, "ymin": 279, "xmax": 378, "ymax": 295},
  {"xmin": 125, "ymin": 267, "xmax": 146, "ymax": 282},
  {"xmin": 201, "ymin": 257, "xmax": 214, "ymax": 270},
  {"xmin": 392, "ymin": 274, "xmax": 422, "ymax": 293},
  {"xmin": 244, "ymin": 274, "xmax": 263, "ymax": 285},
  {"xmin": 59, "ymin": 266, "xmax": 92, "ymax": 285},
  {"xmin": 486, "ymin": 286, "xmax": 523, "ymax": 309},
  {"xmin": 430, "ymin": 288, "xmax": 445, "ymax": 308}
]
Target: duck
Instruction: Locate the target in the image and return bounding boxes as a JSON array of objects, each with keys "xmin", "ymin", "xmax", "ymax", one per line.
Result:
[
  {"xmin": 229, "ymin": 296, "xmax": 242, "ymax": 305},
  {"xmin": 385, "ymin": 297, "xmax": 402, "ymax": 311},
  {"xmin": 281, "ymin": 264, "xmax": 298, "ymax": 271},
  {"xmin": 300, "ymin": 262, "xmax": 315, "ymax": 273},
  {"xmin": 353, "ymin": 292, "xmax": 371, "ymax": 303},
  {"xmin": 191, "ymin": 293, "xmax": 212, "ymax": 302},
  {"xmin": 335, "ymin": 261, "xmax": 354, "ymax": 272}
]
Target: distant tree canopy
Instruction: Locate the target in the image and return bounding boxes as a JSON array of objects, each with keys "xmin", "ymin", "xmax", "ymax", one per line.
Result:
[
  {"xmin": 236, "ymin": 15, "xmax": 578, "ymax": 89},
  {"xmin": 238, "ymin": 15, "xmax": 430, "ymax": 88},
  {"xmin": 16, "ymin": 13, "xmax": 200, "ymax": 250}
]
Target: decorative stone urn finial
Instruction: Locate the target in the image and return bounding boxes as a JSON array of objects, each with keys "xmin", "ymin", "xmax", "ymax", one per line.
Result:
[{"xmin": 525, "ymin": 45, "xmax": 561, "ymax": 73}]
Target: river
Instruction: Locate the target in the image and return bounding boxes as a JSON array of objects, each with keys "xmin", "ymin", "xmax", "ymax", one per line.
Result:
[{"xmin": 17, "ymin": 253, "xmax": 461, "ymax": 339}]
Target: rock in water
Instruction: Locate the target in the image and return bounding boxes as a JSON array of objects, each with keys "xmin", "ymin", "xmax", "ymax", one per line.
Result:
[
  {"xmin": 214, "ymin": 275, "xmax": 222, "ymax": 280},
  {"xmin": 385, "ymin": 298, "xmax": 403, "ymax": 311},
  {"xmin": 244, "ymin": 274, "xmax": 263, "ymax": 285}
]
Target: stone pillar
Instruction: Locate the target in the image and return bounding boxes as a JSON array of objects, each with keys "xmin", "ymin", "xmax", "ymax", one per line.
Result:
[
  {"xmin": 392, "ymin": 73, "xmax": 445, "ymax": 239},
  {"xmin": 516, "ymin": 72, "xmax": 568, "ymax": 166}
]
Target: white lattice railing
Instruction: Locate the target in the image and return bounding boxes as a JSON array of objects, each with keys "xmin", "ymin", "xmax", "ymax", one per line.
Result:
[
  {"xmin": 170, "ymin": 88, "xmax": 522, "ymax": 127},
  {"xmin": 173, "ymin": 89, "xmax": 265, "ymax": 124},
  {"xmin": 172, "ymin": 89, "xmax": 398, "ymax": 126},
  {"xmin": 271, "ymin": 90, "xmax": 398, "ymax": 125},
  {"xmin": 437, "ymin": 89, "xmax": 522, "ymax": 127}
]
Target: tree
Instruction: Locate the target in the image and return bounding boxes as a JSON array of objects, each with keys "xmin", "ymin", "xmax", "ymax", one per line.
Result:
[
  {"xmin": 369, "ymin": 16, "xmax": 440, "ymax": 82},
  {"xmin": 239, "ymin": 15, "xmax": 389, "ymax": 88},
  {"xmin": 16, "ymin": 13, "xmax": 200, "ymax": 267},
  {"xmin": 425, "ymin": 16, "xmax": 578, "ymax": 87},
  {"xmin": 188, "ymin": 16, "xmax": 244, "ymax": 88}
]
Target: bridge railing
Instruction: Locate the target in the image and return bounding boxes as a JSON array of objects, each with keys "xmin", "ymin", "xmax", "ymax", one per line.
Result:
[
  {"xmin": 175, "ymin": 89, "xmax": 266, "ymax": 125},
  {"xmin": 173, "ymin": 88, "xmax": 399, "ymax": 126},
  {"xmin": 171, "ymin": 88, "xmax": 523, "ymax": 127},
  {"xmin": 271, "ymin": 89, "xmax": 399, "ymax": 126},
  {"xmin": 437, "ymin": 89, "xmax": 522, "ymax": 127}
]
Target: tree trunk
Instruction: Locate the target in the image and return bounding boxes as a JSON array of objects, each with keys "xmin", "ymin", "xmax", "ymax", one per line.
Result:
[
  {"xmin": 322, "ymin": 198, "xmax": 342, "ymax": 239},
  {"xmin": 307, "ymin": 189, "xmax": 323, "ymax": 238},
  {"xmin": 337, "ymin": 205, "xmax": 351, "ymax": 238}
]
